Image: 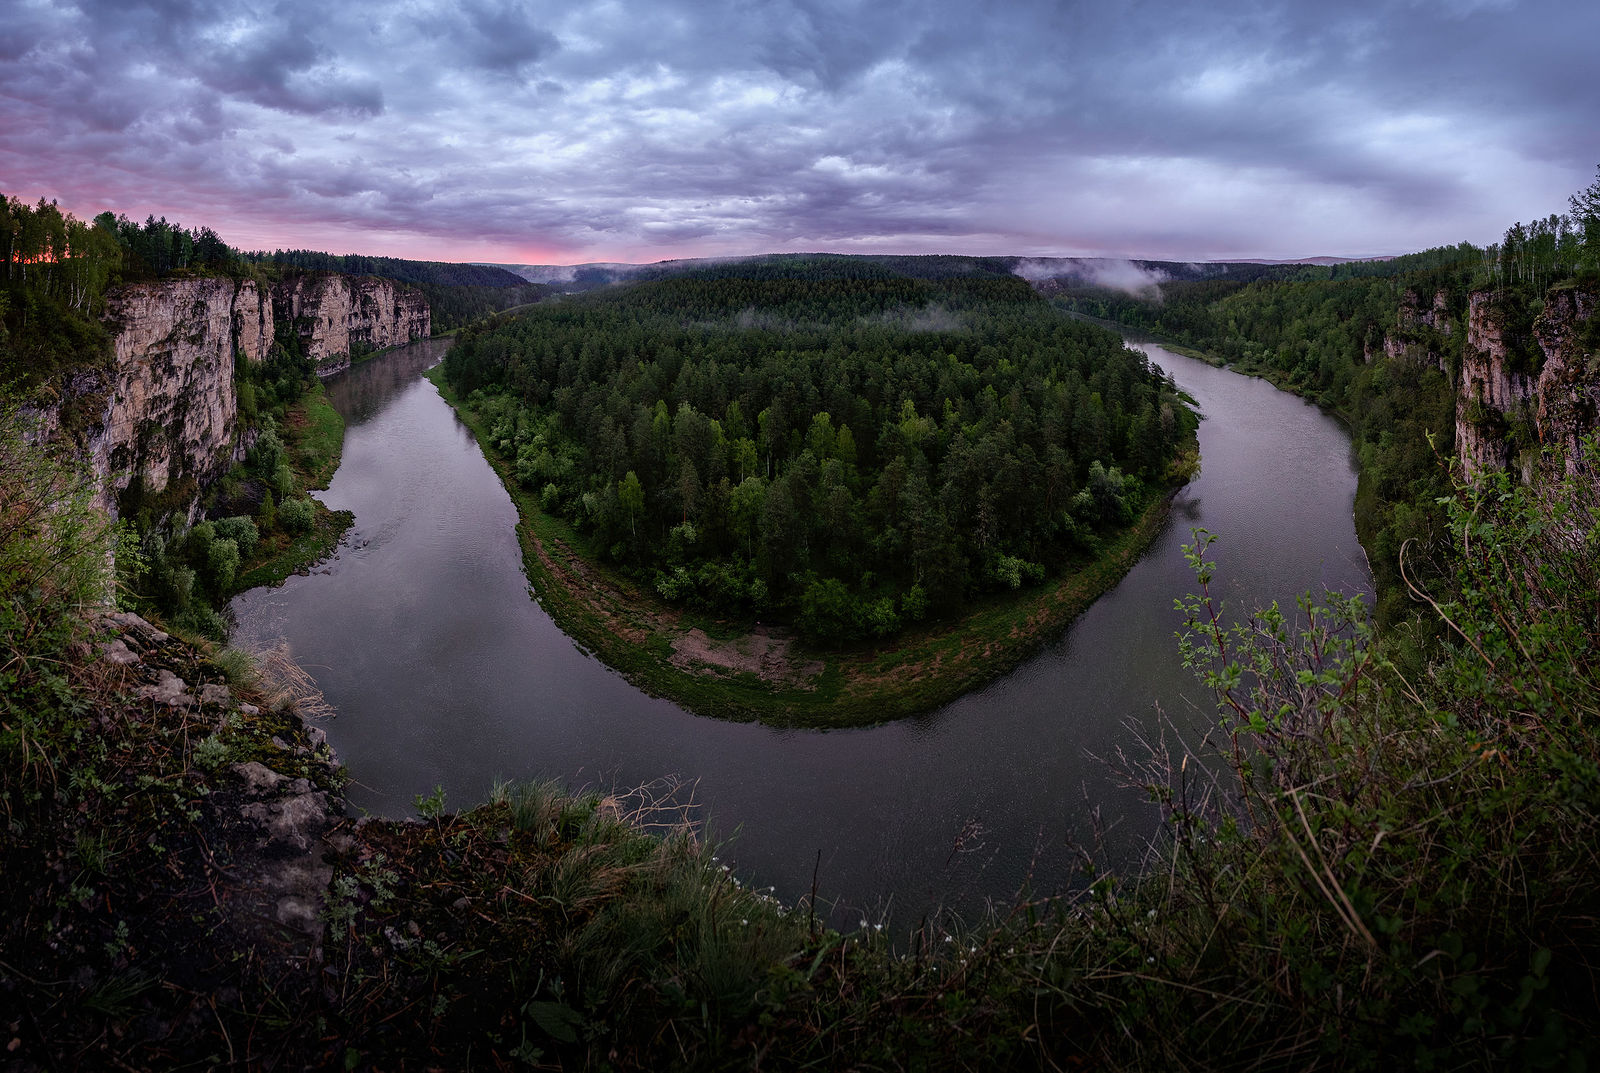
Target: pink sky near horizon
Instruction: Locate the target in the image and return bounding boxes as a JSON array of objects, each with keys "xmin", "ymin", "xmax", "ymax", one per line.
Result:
[{"xmin": 4, "ymin": 0, "xmax": 1596, "ymax": 268}]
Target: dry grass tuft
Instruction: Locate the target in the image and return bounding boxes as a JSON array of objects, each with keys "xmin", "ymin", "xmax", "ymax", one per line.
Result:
[{"xmin": 249, "ymin": 641, "xmax": 336, "ymax": 720}]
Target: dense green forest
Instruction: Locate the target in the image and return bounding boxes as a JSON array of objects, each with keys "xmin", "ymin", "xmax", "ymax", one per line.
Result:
[{"xmin": 443, "ymin": 257, "xmax": 1196, "ymax": 642}]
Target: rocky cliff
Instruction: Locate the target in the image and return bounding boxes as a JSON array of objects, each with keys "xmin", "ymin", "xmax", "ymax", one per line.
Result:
[
  {"xmin": 33, "ymin": 273, "xmax": 428, "ymax": 518},
  {"xmin": 272, "ymin": 273, "xmax": 430, "ymax": 377},
  {"xmin": 1457, "ymin": 282, "xmax": 1599, "ymax": 480},
  {"xmin": 1367, "ymin": 287, "xmax": 1457, "ymax": 372},
  {"xmin": 101, "ymin": 277, "xmax": 253, "ymax": 513}
]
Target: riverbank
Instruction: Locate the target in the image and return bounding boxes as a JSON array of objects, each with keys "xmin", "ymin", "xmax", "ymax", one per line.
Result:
[
  {"xmin": 429, "ymin": 365, "xmax": 1197, "ymax": 728},
  {"xmin": 231, "ymin": 382, "xmax": 354, "ymax": 594}
]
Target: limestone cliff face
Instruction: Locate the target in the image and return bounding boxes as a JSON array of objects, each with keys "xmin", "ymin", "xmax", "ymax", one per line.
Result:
[
  {"xmin": 233, "ymin": 279, "xmax": 274, "ymax": 365},
  {"xmin": 39, "ymin": 273, "xmax": 428, "ymax": 518},
  {"xmin": 1529, "ymin": 285, "xmax": 1600, "ymax": 474},
  {"xmin": 272, "ymin": 274, "xmax": 430, "ymax": 377},
  {"xmin": 101, "ymin": 278, "xmax": 245, "ymax": 512},
  {"xmin": 1368, "ymin": 287, "xmax": 1456, "ymax": 371},
  {"xmin": 1458, "ymin": 284, "xmax": 1599, "ymax": 480}
]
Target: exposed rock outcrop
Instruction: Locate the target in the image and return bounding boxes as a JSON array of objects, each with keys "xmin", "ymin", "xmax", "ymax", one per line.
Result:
[
  {"xmin": 89, "ymin": 608, "xmax": 347, "ymax": 953},
  {"xmin": 102, "ymin": 278, "xmax": 246, "ymax": 510},
  {"xmin": 1531, "ymin": 285, "xmax": 1600, "ymax": 474},
  {"xmin": 272, "ymin": 274, "xmax": 431, "ymax": 377},
  {"xmin": 233, "ymin": 277, "xmax": 275, "ymax": 364},
  {"xmin": 1368, "ymin": 287, "xmax": 1456, "ymax": 371},
  {"xmin": 1458, "ymin": 283, "xmax": 1599, "ymax": 480},
  {"xmin": 37, "ymin": 273, "xmax": 428, "ymax": 518}
]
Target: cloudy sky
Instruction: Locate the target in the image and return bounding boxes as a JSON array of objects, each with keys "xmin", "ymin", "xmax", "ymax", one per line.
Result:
[{"xmin": 3, "ymin": 0, "xmax": 1597, "ymax": 264}]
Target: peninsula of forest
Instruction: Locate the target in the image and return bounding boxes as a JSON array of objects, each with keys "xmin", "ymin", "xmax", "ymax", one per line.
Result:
[{"xmin": 435, "ymin": 256, "xmax": 1198, "ymax": 724}]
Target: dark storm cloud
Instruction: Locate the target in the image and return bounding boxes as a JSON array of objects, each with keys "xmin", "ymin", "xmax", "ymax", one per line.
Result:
[
  {"xmin": 2, "ymin": 0, "xmax": 1596, "ymax": 260},
  {"xmin": 444, "ymin": 0, "xmax": 562, "ymax": 76}
]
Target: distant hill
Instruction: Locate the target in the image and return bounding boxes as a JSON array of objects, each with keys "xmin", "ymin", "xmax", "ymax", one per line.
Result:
[
  {"xmin": 483, "ymin": 253, "xmax": 1398, "ymax": 294},
  {"xmin": 1223, "ymin": 255, "xmax": 1395, "ymax": 266},
  {"xmin": 248, "ymin": 250, "xmax": 531, "ymax": 289},
  {"xmin": 481, "ymin": 260, "xmax": 727, "ymax": 288}
]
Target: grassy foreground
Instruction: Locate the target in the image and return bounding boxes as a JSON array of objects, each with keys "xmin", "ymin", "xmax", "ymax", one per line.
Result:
[{"xmin": 430, "ymin": 365, "xmax": 1196, "ymax": 727}]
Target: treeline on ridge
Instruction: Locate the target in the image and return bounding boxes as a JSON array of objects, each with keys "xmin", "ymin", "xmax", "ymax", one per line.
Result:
[
  {"xmin": 240, "ymin": 249, "xmax": 552, "ymax": 331},
  {"xmin": 444, "ymin": 258, "xmax": 1196, "ymax": 643}
]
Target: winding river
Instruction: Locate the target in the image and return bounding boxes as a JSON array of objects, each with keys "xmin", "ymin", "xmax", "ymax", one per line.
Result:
[{"xmin": 231, "ymin": 333, "xmax": 1370, "ymax": 926}]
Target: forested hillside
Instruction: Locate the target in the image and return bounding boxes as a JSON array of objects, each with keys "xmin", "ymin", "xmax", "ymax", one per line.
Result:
[
  {"xmin": 444, "ymin": 257, "xmax": 1196, "ymax": 642},
  {"xmin": 1050, "ymin": 171, "xmax": 1600, "ymax": 628}
]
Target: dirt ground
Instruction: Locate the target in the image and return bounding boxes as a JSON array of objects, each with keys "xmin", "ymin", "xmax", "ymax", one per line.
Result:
[{"xmin": 668, "ymin": 625, "xmax": 826, "ymax": 689}]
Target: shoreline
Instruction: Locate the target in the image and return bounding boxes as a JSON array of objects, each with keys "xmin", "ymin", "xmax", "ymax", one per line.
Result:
[
  {"xmin": 429, "ymin": 364, "xmax": 1196, "ymax": 728},
  {"xmin": 232, "ymin": 382, "xmax": 354, "ymax": 594}
]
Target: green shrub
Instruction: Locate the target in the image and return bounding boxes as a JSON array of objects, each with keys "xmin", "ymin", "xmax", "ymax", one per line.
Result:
[
  {"xmin": 279, "ymin": 497, "xmax": 314, "ymax": 534},
  {"xmin": 0, "ymin": 397, "xmax": 112, "ymax": 789},
  {"xmin": 213, "ymin": 515, "xmax": 259, "ymax": 557},
  {"xmin": 272, "ymin": 460, "xmax": 295, "ymax": 499},
  {"xmin": 205, "ymin": 537, "xmax": 239, "ymax": 591}
]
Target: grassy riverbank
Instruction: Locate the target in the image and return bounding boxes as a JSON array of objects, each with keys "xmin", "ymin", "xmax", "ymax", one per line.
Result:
[
  {"xmin": 230, "ymin": 382, "xmax": 354, "ymax": 593},
  {"xmin": 430, "ymin": 365, "xmax": 1195, "ymax": 727}
]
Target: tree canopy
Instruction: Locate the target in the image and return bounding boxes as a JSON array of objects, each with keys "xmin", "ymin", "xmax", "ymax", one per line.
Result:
[{"xmin": 444, "ymin": 256, "xmax": 1195, "ymax": 643}]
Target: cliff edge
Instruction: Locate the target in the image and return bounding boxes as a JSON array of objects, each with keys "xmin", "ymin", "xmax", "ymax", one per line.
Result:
[
  {"xmin": 29, "ymin": 273, "xmax": 428, "ymax": 519},
  {"xmin": 1458, "ymin": 282, "xmax": 1599, "ymax": 479}
]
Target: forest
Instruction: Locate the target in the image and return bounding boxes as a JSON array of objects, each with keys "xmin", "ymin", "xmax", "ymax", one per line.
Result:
[{"xmin": 443, "ymin": 257, "xmax": 1196, "ymax": 643}]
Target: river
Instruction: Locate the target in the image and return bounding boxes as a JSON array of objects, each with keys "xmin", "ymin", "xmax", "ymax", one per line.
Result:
[{"xmin": 231, "ymin": 333, "xmax": 1371, "ymax": 926}]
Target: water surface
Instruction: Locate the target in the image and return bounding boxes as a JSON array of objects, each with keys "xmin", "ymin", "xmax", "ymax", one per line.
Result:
[{"xmin": 232, "ymin": 335, "xmax": 1370, "ymax": 925}]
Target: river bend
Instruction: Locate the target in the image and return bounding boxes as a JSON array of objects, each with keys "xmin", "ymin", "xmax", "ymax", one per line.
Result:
[{"xmin": 232, "ymin": 335, "xmax": 1371, "ymax": 924}]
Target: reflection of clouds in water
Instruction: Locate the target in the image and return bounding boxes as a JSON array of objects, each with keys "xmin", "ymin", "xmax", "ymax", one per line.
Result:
[{"xmin": 325, "ymin": 338, "xmax": 456, "ymax": 421}]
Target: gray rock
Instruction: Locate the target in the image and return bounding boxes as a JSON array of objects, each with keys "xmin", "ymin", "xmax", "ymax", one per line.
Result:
[
  {"xmin": 138, "ymin": 668, "xmax": 192, "ymax": 707},
  {"xmin": 104, "ymin": 610, "xmax": 169, "ymax": 646},
  {"xmin": 99, "ymin": 639, "xmax": 141, "ymax": 666},
  {"xmin": 200, "ymin": 683, "xmax": 231, "ymax": 706},
  {"xmin": 269, "ymin": 853, "xmax": 335, "ymax": 936},
  {"xmin": 243, "ymin": 791, "xmax": 332, "ymax": 852},
  {"xmin": 232, "ymin": 761, "xmax": 286, "ymax": 795}
]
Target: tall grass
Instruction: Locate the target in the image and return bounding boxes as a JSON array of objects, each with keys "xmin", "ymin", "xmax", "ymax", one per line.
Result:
[{"xmin": 0, "ymin": 399, "xmax": 113, "ymax": 809}]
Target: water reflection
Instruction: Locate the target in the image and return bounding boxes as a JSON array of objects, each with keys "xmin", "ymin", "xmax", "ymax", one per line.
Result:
[{"xmin": 232, "ymin": 335, "xmax": 1371, "ymax": 926}]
